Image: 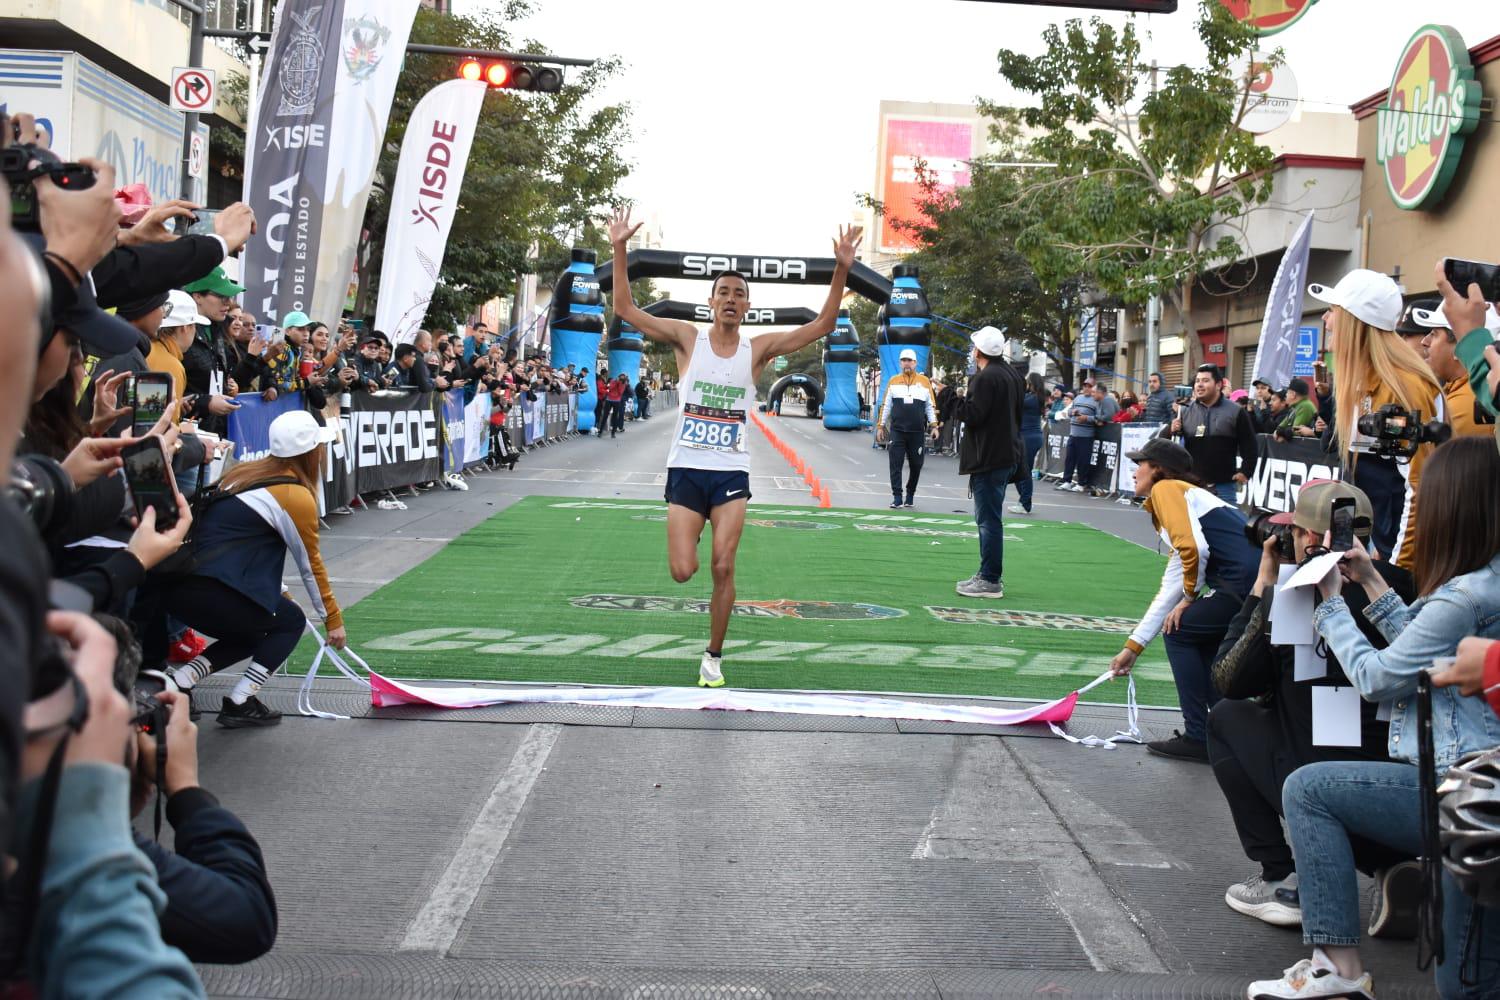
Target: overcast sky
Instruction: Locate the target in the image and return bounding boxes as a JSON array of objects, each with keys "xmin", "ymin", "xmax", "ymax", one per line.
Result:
[{"xmin": 454, "ymin": 0, "xmax": 1497, "ymax": 309}]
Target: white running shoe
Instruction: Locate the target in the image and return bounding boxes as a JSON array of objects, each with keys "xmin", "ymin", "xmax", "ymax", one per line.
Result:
[
  {"xmin": 698, "ymin": 652, "xmax": 725, "ymax": 688},
  {"xmin": 1247, "ymin": 949, "xmax": 1374, "ymax": 1000},
  {"xmin": 443, "ymin": 473, "xmax": 469, "ymax": 491}
]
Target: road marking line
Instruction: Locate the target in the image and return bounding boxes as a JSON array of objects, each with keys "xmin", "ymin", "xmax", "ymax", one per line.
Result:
[{"xmin": 399, "ymin": 723, "xmax": 561, "ymax": 953}]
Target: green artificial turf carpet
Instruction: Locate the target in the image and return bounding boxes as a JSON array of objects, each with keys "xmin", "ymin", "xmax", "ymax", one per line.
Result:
[{"xmin": 308, "ymin": 495, "xmax": 1178, "ymax": 707}]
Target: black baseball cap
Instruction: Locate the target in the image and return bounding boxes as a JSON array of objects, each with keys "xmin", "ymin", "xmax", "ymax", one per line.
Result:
[
  {"xmin": 1125, "ymin": 437, "xmax": 1193, "ymax": 475},
  {"xmin": 1287, "ymin": 377, "xmax": 1310, "ymax": 397}
]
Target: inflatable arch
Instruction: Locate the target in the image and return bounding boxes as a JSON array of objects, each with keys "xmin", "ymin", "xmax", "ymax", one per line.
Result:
[
  {"xmin": 765, "ymin": 372, "xmax": 825, "ymax": 417},
  {"xmin": 549, "ymin": 248, "xmax": 932, "ymax": 435}
]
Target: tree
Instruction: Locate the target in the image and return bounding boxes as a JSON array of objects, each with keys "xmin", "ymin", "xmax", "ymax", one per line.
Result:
[
  {"xmin": 355, "ymin": 4, "xmax": 633, "ymax": 329},
  {"xmin": 993, "ymin": 0, "xmax": 1275, "ymax": 372}
]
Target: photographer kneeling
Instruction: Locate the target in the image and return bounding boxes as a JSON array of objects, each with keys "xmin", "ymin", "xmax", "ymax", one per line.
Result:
[
  {"xmin": 1208, "ymin": 482, "xmax": 1416, "ymax": 934},
  {"xmin": 1247, "ymin": 436, "xmax": 1500, "ymax": 1000},
  {"xmin": 161, "ymin": 411, "xmax": 345, "ymax": 727}
]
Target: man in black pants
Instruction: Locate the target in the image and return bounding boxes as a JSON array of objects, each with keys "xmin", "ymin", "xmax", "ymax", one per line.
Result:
[
  {"xmin": 1172, "ymin": 363, "xmax": 1258, "ymax": 504},
  {"xmin": 876, "ymin": 348, "xmax": 937, "ymax": 508},
  {"xmin": 1208, "ymin": 481, "xmax": 1417, "ymax": 936}
]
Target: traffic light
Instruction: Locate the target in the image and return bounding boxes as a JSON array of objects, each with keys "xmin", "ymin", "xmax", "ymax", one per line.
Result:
[{"xmin": 457, "ymin": 59, "xmax": 563, "ymax": 92}]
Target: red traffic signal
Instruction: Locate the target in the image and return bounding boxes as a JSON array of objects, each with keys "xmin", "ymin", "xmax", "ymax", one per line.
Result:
[{"xmin": 455, "ymin": 58, "xmax": 562, "ymax": 92}]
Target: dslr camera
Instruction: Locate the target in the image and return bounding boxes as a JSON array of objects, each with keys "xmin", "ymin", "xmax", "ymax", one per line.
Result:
[
  {"xmin": 0, "ymin": 143, "xmax": 97, "ymax": 232},
  {"xmin": 1355, "ymin": 403, "xmax": 1451, "ymax": 460},
  {"xmin": 1244, "ymin": 511, "xmax": 1297, "ymax": 562},
  {"xmin": 6, "ymin": 454, "xmax": 74, "ymax": 542}
]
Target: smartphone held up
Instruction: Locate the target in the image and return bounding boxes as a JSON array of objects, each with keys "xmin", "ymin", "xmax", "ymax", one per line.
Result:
[{"xmin": 120, "ymin": 436, "xmax": 181, "ymax": 532}]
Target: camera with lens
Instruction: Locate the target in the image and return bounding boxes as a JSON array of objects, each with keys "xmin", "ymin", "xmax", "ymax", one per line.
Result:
[
  {"xmin": 1355, "ymin": 403, "xmax": 1452, "ymax": 460},
  {"xmin": 1245, "ymin": 511, "xmax": 1297, "ymax": 562},
  {"xmin": 131, "ymin": 669, "xmax": 171, "ymax": 738},
  {"xmin": 5, "ymin": 454, "xmax": 73, "ymax": 543},
  {"xmin": 0, "ymin": 143, "xmax": 97, "ymax": 232}
]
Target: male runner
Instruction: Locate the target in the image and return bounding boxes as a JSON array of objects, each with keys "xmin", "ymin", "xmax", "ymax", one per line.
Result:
[{"xmin": 607, "ymin": 206, "xmax": 862, "ymax": 687}]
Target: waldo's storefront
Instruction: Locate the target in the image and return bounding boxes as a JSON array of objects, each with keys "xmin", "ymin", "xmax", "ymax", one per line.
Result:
[{"xmin": 1354, "ymin": 27, "xmax": 1500, "ymax": 297}]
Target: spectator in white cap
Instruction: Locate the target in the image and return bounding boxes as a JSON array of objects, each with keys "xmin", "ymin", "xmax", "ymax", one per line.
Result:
[
  {"xmin": 1412, "ymin": 300, "xmax": 1499, "ymax": 440},
  {"xmin": 1308, "ymin": 269, "xmax": 1444, "ymax": 571},
  {"xmin": 160, "ymin": 409, "xmax": 344, "ymax": 728},
  {"xmin": 952, "ymin": 325, "xmax": 1024, "ymax": 598},
  {"xmin": 876, "ymin": 346, "xmax": 937, "ymax": 508}
]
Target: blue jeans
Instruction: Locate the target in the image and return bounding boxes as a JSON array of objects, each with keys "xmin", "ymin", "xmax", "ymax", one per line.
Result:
[
  {"xmin": 1161, "ymin": 589, "xmax": 1239, "ymax": 741},
  {"xmin": 1209, "ymin": 480, "xmax": 1239, "ymax": 504},
  {"xmin": 1284, "ymin": 761, "xmax": 1500, "ymax": 998},
  {"xmin": 1017, "ymin": 431, "xmax": 1043, "ymax": 510},
  {"xmin": 971, "ymin": 466, "xmax": 1013, "ymax": 583}
]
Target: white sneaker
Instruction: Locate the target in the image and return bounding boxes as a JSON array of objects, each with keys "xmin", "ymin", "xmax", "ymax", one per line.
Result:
[
  {"xmin": 443, "ymin": 473, "xmax": 469, "ymax": 491},
  {"xmin": 1225, "ymin": 872, "xmax": 1301, "ymax": 927},
  {"xmin": 1247, "ymin": 949, "xmax": 1374, "ymax": 1000},
  {"xmin": 1008, "ymin": 503, "xmax": 1030, "ymax": 515},
  {"xmin": 698, "ymin": 652, "xmax": 725, "ymax": 688}
]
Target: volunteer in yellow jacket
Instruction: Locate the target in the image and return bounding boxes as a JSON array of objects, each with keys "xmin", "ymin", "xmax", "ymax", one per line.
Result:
[
  {"xmin": 876, "ymin": 348, "xmax": 938, "ymax": 508},
  {"xmin": 1309, "ymin": 270, "xmax": 1444, "ymax": 572},
  {"xmin": 607, "ymin": 205, "xmax": 862, "ymax": 688},
  {"xmin": 164, "ymin": 410, "xmax": 344, "ymax": 727},
  {"xmin": 1111, "ymin": 438, "xmax": 1260, "ymax": 762}
]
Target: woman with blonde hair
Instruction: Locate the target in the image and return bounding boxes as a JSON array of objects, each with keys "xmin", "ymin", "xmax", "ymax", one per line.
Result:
[
  {"xmin": 162, "ymin": 409, "xmax": 345, "ymax": 727},
  {"xmin": 1308, "ymin": 270, "xmax": 1444, "ymax": 571}
]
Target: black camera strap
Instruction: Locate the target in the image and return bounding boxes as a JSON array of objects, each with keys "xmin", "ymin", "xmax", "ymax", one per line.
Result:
[{"xmin": 1417, "ymin": 670, "xmax": 1445, "ymax": 970}]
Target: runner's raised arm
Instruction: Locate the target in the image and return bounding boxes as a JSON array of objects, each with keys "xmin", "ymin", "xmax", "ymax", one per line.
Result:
[
  {"xmin": 751, "ymin": 224, "xmax": 862, "ymax": 377},
  {"xmin": 607, "ymin": 207, "xmax": 696, "ymax": 350}
]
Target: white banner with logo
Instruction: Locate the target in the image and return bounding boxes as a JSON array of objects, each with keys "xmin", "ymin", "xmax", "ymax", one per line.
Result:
[
  {"xmin": 1251, "ymin": 209, "xmax": 1315, "ymax": 391},
  {"xmin": 462, "ymin": 392, "xmax": 491, "ymax": 466},
  {"xmin": 374, "ymin": 78, "xmax": 488, "ymax": 344},
  {"xmin": 1114, "ymin": 422, "xmax": 1167, "ymax": 495},
  {"xmin": 243, "ymin": 0, "xmax": 421, "ymax": 325}
]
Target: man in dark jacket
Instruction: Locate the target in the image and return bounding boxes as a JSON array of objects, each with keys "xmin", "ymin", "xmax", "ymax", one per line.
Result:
[
  {"xmin": 182, "ymin": 267, "xmax": 245, "ymax": 435},
  {"xmin": 954, "ymin": 325, "xmax": 1023, "ymax": 599},
  {"xmin": 1140, "ymin": 372, "xmax": 1175, "ymax": 424},
  {"xmin": 1173, "ymin": 363, "xmax": 1258, "ymax": 504},
  {"xmin": 125, "ymin": 681, "xmax": 276, "ymax": 966},
  {"xmin": 1207, "ymin": 481, "xmax": 1415, "ymax": 934}
]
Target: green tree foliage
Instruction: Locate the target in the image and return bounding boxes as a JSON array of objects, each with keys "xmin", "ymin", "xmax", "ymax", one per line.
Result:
[
  {"xmin": 355, "ymin": 4, "xmax": 633, "ymax": 329},
  {"xmin": 992, "ymin": 0, "xmax": 1274, "ymax": 370}
]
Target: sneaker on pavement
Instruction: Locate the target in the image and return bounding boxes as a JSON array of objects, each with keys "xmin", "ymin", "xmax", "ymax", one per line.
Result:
[
  {"xmin": 1225, "ymin": 872, "xmax": 1302, "ymax": 927},
  {"xmin": 1368, "ymin": 860, "xmax": 1422, "ymax": 940},
  {"xmin": 888, "ymin": 499, "xmax": 903, "ymax": 509},
  {"xmin": 1054, "ymin": 482, "xmax": 1072, "ymax": 491},
  {"xmin": 903, "ymin": 497, "xmax": 915, "ymax": 508},
  {"xmin": 1069, "ymin": 483, "xmax": 1087, "ymax": 492},
  {"xmin": 698, "ymin": 653, "xmax": 726, "ymax": 688},
  {"xmin": 217, "ymin": 695, "xmax": 282, "ymax": 728},
  {"xmin": 1247, "ymin": 949, "xmax": 1374, "ymax": 1000},
  {"xmin": 956, "ymin": 577, "xmax": 1003, "ymax": 599},
  {"xmin": 1146, "ymin": 730, "xmax": 1210, "ymax": 762},
  {"xmin": 1008, "ymin": 503, "xmax": 1030, "ymax": 515}
]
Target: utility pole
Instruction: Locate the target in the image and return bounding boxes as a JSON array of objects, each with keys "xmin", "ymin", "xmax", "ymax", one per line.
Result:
[{"xmin": 178, "ymin": 0, "xmax": 205, "ymax": 201}]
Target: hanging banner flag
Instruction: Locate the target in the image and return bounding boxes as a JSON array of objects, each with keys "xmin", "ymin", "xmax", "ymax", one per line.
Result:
[
  {"xmin": 374, "ymin": 78, "xmax": 487, "ymax": 344},
  {"xmin": 1251, "ymin": 209, "xmax": 1315, "ymax": 391},
  {"xmin": 243, "ymin": 0, "xmax": 421, "ymax": 326}
]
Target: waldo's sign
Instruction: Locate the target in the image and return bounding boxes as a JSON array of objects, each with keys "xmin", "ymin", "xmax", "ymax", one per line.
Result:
[
  {"xmin": 1218, "ymin": 0, "xmax": 1319, "ymax": 37},
  {"xmin": 1377, "ymin": 25, "xmax": 1482, "ymax": 211}
]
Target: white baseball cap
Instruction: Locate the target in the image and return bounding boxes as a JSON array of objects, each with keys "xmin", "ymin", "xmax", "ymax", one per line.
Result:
[
  {"xmin": 898, "ymin": 348, "xmax": 918, "ymax": 362},
  {"xmin": 161, "ymin": 289, "xmax": 208, "ymax": 329},
  {"xmin": 970, "ymin": 325, "xmax": 1008, "ymax": 357},
  {"xmin": 1411, "ymin": 302, "xmax": 1500, "ymax": 333},
  {"xmin": 268, "ymin": 410, "xmax": 336, "ymax": 458},
  {"xmin": 1307, "ymin": 270, "xmax": 1403, "ymax": 331}
]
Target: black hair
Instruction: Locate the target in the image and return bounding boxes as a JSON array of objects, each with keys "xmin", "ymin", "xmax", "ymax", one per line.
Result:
[
  {"xmin": 710, "ymin": 269, "xmax": 750, "ymax": 297},
  {"xmin": 1287, "ymin": 377, "xmax": 1309, "ymax": 397},
  {"xmin": 394, "ymin": 344, "xmax": 419, "ymax": 362},
  {"xmin": 1149, "ymin": 371, "xmax": 1163, "ymax": 381},
  {"xmin": 1195, "ymin": 363, "xmax": 1222, "ymax": 379}
]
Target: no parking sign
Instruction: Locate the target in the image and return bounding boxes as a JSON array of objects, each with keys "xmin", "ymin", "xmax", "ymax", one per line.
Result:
[{"xmin": 169, "ymin": 66, "xmax": 216, "ymax": 113}]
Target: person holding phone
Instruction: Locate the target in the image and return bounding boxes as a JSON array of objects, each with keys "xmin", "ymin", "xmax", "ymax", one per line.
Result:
[
  {"xmin": 163, "ymin": 410, "xmax": 343, "ymax": 728},
  {"xmin": 1246, "ymin": 436, "xmax": 1500, "ymax": 1000},
  {"xmin": 1433, "ymin": 259, "xmax": 1500, "ymax": 429}
]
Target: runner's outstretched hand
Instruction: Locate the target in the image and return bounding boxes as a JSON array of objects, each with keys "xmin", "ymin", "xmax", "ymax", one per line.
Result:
[
  {"xmin": 832, "ymin": 224, "xmax": 863, "ymax": 269},
  {"xmin": 607, "ymin": 206, "xmax": 642, "ymax": 247}
]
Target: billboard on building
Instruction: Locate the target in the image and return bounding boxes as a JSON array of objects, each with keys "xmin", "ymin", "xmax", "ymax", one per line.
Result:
[{"xmin": 877, "ymin": 117, "xmax": 974, "ymax": 254}]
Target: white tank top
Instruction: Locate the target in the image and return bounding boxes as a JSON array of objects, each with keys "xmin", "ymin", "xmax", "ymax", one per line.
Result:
[{"xmin": 666, "ymin": 330, "xmax": 755, "ymax": 472}]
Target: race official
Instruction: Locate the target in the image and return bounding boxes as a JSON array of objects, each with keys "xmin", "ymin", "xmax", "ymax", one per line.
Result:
[{"xmin": 877, "ymin": 348, "xmax": 937, "ymax": 509}]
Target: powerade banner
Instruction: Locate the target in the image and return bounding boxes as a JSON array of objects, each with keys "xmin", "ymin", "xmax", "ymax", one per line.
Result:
[
  {"xmin": 440, "ymin": 388, "xmax": 465, "ymax": 473},
  {"xmin": 225, "ymin": 392, "xmax": 304, "ymax": 461},
  {"xmin": 1243, "ymin": 434, "xmax": 1342, "ymax": 513},
  {"xmin": 341, "ymin": 391, "xmax": 441, "ymax": 494},
  {"xmin": 1085, "ymin": 424, "xmax": 1122, "ymax": 492},
  {"xmin": 373, "ymin": 79, "xmax": 488, "ymax": 344},
  {"xmin": 243, "ymin": 0, "xmax": 421, "ymax": 325}
]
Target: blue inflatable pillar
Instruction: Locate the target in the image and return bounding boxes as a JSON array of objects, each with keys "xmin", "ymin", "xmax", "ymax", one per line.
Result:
[
  {"xmin": 607, "ymin": 314, "xmax": 645, "ymax": 387},
  {"xmin": 549, "ymin": 248, "xmax": 605, "ymax": 433},
  {"xmin": 874, "ymin": 264, "xmax": 932, "ymax": 425},
  {"xmin": 822, "ymin": 308, "xmax": 861, "ymax": 430}
]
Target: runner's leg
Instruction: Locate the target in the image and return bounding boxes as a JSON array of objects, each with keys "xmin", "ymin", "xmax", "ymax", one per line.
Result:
[
  {"xmin": 666, "ymin": 504, "xmax": 706, "ymax": 584},
  {"xmin": 706, "ymin": 498, "xmax": 748, "ymax": 652}
]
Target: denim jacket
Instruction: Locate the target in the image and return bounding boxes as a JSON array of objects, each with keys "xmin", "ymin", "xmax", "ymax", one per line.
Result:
[{"xmin": 1312, "ymin": 555, "xmax": 1500, "ymax": 771}]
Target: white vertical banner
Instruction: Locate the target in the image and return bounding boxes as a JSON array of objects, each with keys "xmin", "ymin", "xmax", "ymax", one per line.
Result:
[
  {"xmin": 309, "ymin": 0, "xmax": 422, "ymax": 327},
  {"xmin": 374, "ymin": 78, "xmax": 487, "ymax": 343}
]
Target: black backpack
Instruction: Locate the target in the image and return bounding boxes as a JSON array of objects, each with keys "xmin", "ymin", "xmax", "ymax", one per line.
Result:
[{"xmin": 153, "ymin": 474, "xmax": 304, "ymax": 578}]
